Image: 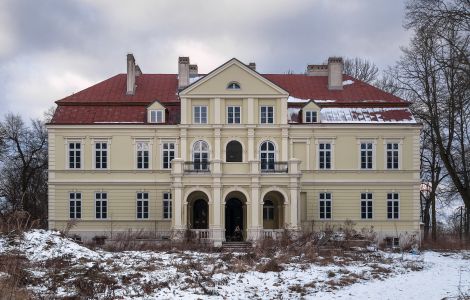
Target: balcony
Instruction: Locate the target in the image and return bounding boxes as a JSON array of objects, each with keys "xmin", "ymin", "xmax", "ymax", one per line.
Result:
[
  {"xmin": 184, "ymin": 161, "xmax": 211, "ymax": 173},
  {"xmin": 260, "ymin": 161, "xmax": 289, "ymax": 173}
]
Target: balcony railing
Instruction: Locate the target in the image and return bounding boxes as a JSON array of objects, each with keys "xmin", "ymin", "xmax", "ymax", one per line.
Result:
[
  {"xmin": 184, "ymin": 161, "xmax": 210, "ymax": 173},
  {"xmin": 262, "ymin": 229, "xmax": 284, "ymax": 239},
  {"xmin": 260, "ymin": 161, "xmax": 288, "ymax": 173},
  {"xmin": 190, "ymin": 229, "xmax": 211, "ymax": 240}
]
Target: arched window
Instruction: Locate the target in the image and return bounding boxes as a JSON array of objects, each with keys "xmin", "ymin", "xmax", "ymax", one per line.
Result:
[
  {"xmin": 263, "ymin": 200, "xmax": 274, "ymax": 220},
  {"xmin": 260, "ymin": 141, "xmax": 275, "ymax": 171},
  {"xmin": 226, "ymin": 140, "xmax": 243, "ymax": 162},
  {"xmin": 227, "ymin": 81, "xmax": 241, "ymax": 90},
  {"xmin": 193, "ymin": 140, "xmax": 209, "ymax": 170}
]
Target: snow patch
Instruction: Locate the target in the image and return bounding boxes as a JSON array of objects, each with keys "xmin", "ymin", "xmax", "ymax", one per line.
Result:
[
  {"xmin": 343, "ymin": 79, "xmax": 354, "ymax": 86},
  {"xmin": 288, "ymin": 96, "xmax": 310, "ymax": 103},
  {"xmin": 189, "ymin": 75, "xmax": 204, "ymax": 84}
]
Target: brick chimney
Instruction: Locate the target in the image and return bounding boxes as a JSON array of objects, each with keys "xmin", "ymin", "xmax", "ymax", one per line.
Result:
[
  {"xmin": 248, "ymin": 62, "xmax": 256, "ymax": 71},
  {"xmin": 306, "ymin": 64, "xmax": 328, "ymax": 76},
  {"xmin": 189, "ymin": 64, "xmax": 198, "ymax": 77},
  {"xmin": 126, "ymin": 53, "xmax": 136, "ymax": 95},
  {"xmin": 327, "ymin": 57, "xmax": 343, "ymax": 90},
  {"xmin": 178, "ymin": 56, "xmax": 190, "ymax": 89}
]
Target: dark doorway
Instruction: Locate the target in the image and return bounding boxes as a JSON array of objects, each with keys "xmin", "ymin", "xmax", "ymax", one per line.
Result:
[
  {"xmin": 225, "ymin": 198, "xmax": 244, "ymax": 241},
  {"xmin": 226, "ymin": 141, "xmax": 243, "ymax": 162},
  {"xmin": 193, "ymin": 199, "xmax": 208, "ymax": 229}
]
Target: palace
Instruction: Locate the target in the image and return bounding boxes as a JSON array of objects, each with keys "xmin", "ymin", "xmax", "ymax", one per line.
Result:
[{"xmin": 47, "ymin": 55, "xmax": 421, "ymax": 246}]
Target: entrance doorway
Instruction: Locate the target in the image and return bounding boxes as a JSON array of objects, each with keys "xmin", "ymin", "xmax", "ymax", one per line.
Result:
[
  {"xmin": 225, "ymin": 198, "xmax": 244, "ymax": 241},
  {"xmin": 192, "ymin": 199, "xmax": 208, "ymax": 229}
]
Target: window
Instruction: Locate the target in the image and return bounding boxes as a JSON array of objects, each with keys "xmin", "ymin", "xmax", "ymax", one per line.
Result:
[
  {"xmin": 318, "ymin": 143, "xmax": 332, "ymax": 169},
  {"xmin": 260, "ymin": 141, "xmax": 275, "ymax": 171},
  {"xmin": 136, "ymin": 142, "xmax": 149, "ymax": 169},
  {"xmin": 150, "ymin": 110, "xmax": 164, "ymax": 123},
  {"xmin": 226, "ymin": 140, "xmax": 243, "ymax": 162},
  {"xmin": 227, "ymin": 106, "xmax": 241, "ymax": 124},
  {"xmin": 361, "ymin": 193, "xmax": 373, "ymax": 219},
  {"xmin": 94, "ymin": 142, "xmax": 108, "ymax": 169},
  {"xmin": 163, "ymin": 192, "xmax": 172, "ymax": 219},
  {"xmin": 95, "ymin": 192, "xmax": 107, "ymax": 219},
  {"xmin": 162, "ymin": 142, "xmax": 175, "ymax": 169},
  {"xmin": 68, "ymin": 142, "xmax": 81, "ymax": 169},
  {"xmin": 193, "ymin": 106, "xmax": 208, "ymax": 124},
  {"xmin": 69, "ymin": 192, "xmax": 81, "ymax": 219},
  {"xmin": 319, "ymin": 192, "xmax": 332, "ymax": 220},
  {"xmin": 260, "ymin": 106, "xmax": 274, "ymax": 124},
  {"xmin": 227, "ymin": 81, "xmax": 241, "ymax": 90},
  {"xmin": 387, "ymin": 143, "xmax": 399, "ymax": 169},
  {"xmin": 387, "ymin": 193, "xmax": 400, "ymax": 219},
  {"xmin": 136, "ymin": 192, "xmax": 149, "ymax": 219},
  {"xmin": 305, "ymin": 111, "xmax": 317, "ymax": 123},
  {"xmin": 263, "ymin": 200, "xmax": 274, "ymax": 220},
  {"xmin": 192, "ymin": 140, "xmax": 209, "ymax": 170},
  {"xmin": 360, "ymin": 142, "xmax": 373, "ymax": 169}
]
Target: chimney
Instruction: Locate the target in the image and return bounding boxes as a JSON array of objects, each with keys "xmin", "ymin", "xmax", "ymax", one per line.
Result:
[
  {"xmin": 327, "ymin": 57, "xmax": 343, "ymax": 90},
  {"xmin": 135, "ymin": 65, "xmax": 142, "ymax": 76},
  {"xmin": 126, "ymin": 53, "xmax": 136, "ymax": 95},
  {"xmin": 306, "ymin": 64, "xmax": 328, "ymax": 76},
  {"xmin": 178, "ymin": 56, "xmax": 190, "ymax": 89},
  {"xmin": 248, "ymin": 62, "xmax": 256, "ymax": 71},
  {"xmin": 189, "ymin": 64, "xmax": 198, "ymax": 77}
]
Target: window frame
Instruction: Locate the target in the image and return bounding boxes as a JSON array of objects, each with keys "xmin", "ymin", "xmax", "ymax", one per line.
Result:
[
  {"xmin": 93, "ymin": 140, "xmax": 110, "ymax": 170},
  {"xmin": 162, "ymin": 141, "xmax": 176, "ymax": 170},
  {"xmin": 304, "ymin": 110, "xmax": 318, "ymax": 123},
  {"xmin": 226, "ymin": 81, "xmax": 241, "ymax": 90},
  {"xmin": 192, "ymin": 140, "xmax": 210, "ymax": 170},
  {"xmin": 149, "ymin": 109, "xmax": 165, "ymax": 123},
  {"xmin": 260, "ymin": 106, "xmax": 274, "ymax": 124},
  {"xmin": 385, "ymin": 141, "xmax": 401, "ymax": 170},
  {"xmin": 69, "ymin": 192, "xmax": 82, "ymax": 219},
  {"xmin": 135, "ymin": 141, "xmax": 150, "ymax": 170},
  {"xmin": 67, "ymin": 141, "xmax": 83, "ymax": 170},
  {"xmin": 95, "ymin": 192, "xmax": 108, "ymax": 220},
  {"xmin": 387, "ymin": 192, "xmax": 400, "ymax": 220},
  {"xmin": 259, "ymin": 141, "xmax": 276, "ymax": 171},
  {"xmin": 360, "ymin": 192, "xmax": 373, "ymax": 220},
  {"xmin": 318, "ymin": 142, "xmax": 332, "ymax": 170},
  {"xmin": 227, "ymin": 106, "xmax": 241, "ymax": 124},
  {"xmin": 163, "ymin": 192, "xmax": 172, "ymax": 219},
  {"xmin": 136, "ymin": 192, "xmax": 149, "ymax": 219},
  {"xmin": 193, "ymin": 106, "xmax": 208, "ymax": 124},
  {"xmin": 263, "ymin": 200, "xmax": 275, "ymax": 220},
  {"xmin": 319, "ymin": 192, "xmax": 332, "ymax": 220},
  {"xmin": 359, "ymin": 140, "xmax": 375, "ymax": 170}
]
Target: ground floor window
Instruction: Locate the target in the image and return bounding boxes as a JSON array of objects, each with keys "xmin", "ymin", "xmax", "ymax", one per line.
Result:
[
  {"xmin": 361, "ymin": 192, "xmax": 373, "ymax": 219},
  {"xmin": 95, "ymin": 192, "xmax": 107, "ymax": 219},
  {"xmin": 387, "ymin": 193, "xmax": 399, "ymax": 219},
  {"xmin": 263, "ymin": 200, "xmax": 274, "ymax": 220},
  {"xmin": 163, "ymin": 192, "xmax": 172, "ymax": 219},
  {"xmin": 69, "ymin": 192, "xmax": 81, "ymax": 219},
  {"xmin": 137, "ymin": 192, "xmax": 149, "ymax": 219},
  {"xmin": 319, "ymin": 192, "xmax": 332, "ymax": 220}
]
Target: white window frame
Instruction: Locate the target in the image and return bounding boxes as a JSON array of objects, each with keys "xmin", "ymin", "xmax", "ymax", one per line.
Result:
[
  {"xmin": 360, "ymin": 192, "xmax": 373, "ymax": 220},
  {"xmin": 95, "ymin": 192, "xmax": 108, "ymax": 220},
  {"xmin": 149, "ymin": 109, "xmax": 165, "ymax": 123},
  {"xmin": 304, "ymin": 110, "xmax": 318, "ymax": 123},
  {"xmin": 93, "ymin": 139, "xmax": 111, "ymax": 170},
  {"xmin": 162, "ymin": 141, "xmax": 176, "ymax": 169},
  {"xmin": 163, "ymin": 192, "xmax": 172, "ymax": 219},
  {"xmin": 260, "ymin": 106, "xmax": 274, "ymax": 124},
  {"xmin": 66, "ymin": 140, "xmax": 83, "ymax": 170},
  {"xmin": 319, "ymin": 192, "xmax": 332, "ymax": 220},
  {"xmin": 136, "ymin": 141, "xmax": 150, "ymax": 170},
  {"xmin": 358, "ymin": 140, "xmax": 376, "ymax": 170},
  {"xmin": 260, "ymin": 140, "xmax": 276, "ymax": 171},
  {"xmin": 387, "ymin": 192, "xmax": 400, "ymax": 220},
  {"xmin": 69, "ymin": 192, "xmax": 82, "ymax": 219},
  {"xmin": 263, "ymin": 200, "xmax": 275, "ymax": 220},
  {"xmin": 193, "ymin": 106, "xmax": 208, "ymax": 124},
  {"xmin": 315, "ymin": 139, "xmax": 335, "ymax": 170},
  {"xmin": 384, "ymin": 140, "xmax": 402, "ymax": 170},
  {"xmin": 318, "ymin": 142, "xmax": 332, "ymax": 170},
  {"xmin": 227, "ymin": 106, "xmax": 241, "ymax": 124},
  {"xmin": 136, "ymin": 192, "xmax": 149, "ymax": 219}
]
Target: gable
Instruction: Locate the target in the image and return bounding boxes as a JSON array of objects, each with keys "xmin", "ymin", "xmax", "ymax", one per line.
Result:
[
  {"xmin": 180, "ymin": 59, "xmax": 288, "ymax": 97},
  {"xmin": 303, "ymin": 101, "xmax": 321, "ymax": 111},
  {"xmin": 147, "ymin": 100, "xmax": 166, "ymax": 110}
]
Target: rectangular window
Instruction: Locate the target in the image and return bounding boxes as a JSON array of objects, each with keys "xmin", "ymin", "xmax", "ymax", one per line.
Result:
[
  {"xmin": 260, "ymin": 106, "xmax": 274, "ymax": 124},
  {"xmin": 387, "ymin": 193, "xmax": 400, "ymax": 219},
  {"xmin": 227, "ymin": 106, "xmax": 241, "ymax": 124},
  {"xmin": 69, "ymin": 192, "xmax": 82, "ymax": 219},
  {"xmin": 361, "ymin": 193, "xmax": 373, "ymax": 219},
  {"xmin": 136, "ymin": 142, "xmax": 149, "ymax": 169},
  {"xmin": 193, "ymin": 106, "xmax": 208, "ymax": 124},
  {"xmin": 95, "ymin": 142, "xmax": 108, "ymax": 169},
  {"xmin": 360, "ymin": 142, "xmax": 373, "ymax": 169},
  {"xmin": 150, "ymin": 110, "xmax": 164, "ymax": 123},
  {"xmin": 162, "ymin": 142, "xmax": 175, "ymax": 169},
  {"xmin": 305, "ymin": 111, "xmax": 317, "ymax": 123},
  {"xmin": 136, "ymin": 192, "xmax": 149, "ymax": 219},
  {"xmin": 387, "ymin": 143, "xmax": 399, "ymax": 169},
  {"xmin": 319, "ymin": 143, "xmax": 332, "ymax": 169},
  {"xmin": 95, "ymin": 192, "xmax": 107, "ymax": 219},
  {"xmin": 163, "ymin": 192, "xmax": 172, "ymax": 219},
  {"xmin": 68, "ymin": 142, "xmax": 81, "ymax": 169},
  {"xmin": 263, "ymin": 204, "xmax": 274, "ymax": 220},
  {"xmin": 319, "ymin": 192, "xmax": 332, "ymax": 220}
]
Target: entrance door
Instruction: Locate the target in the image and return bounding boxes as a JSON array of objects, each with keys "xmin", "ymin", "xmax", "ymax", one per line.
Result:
[
  {"xmin": 225, "ymin": 198, "xmax": 243, "ymax": 241},
  {"xmin": 193, "ymin": 199, "xmax": 208, "ymax": 229}
]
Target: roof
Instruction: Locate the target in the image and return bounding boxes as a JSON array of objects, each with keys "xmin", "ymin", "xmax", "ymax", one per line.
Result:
[{"xmin": 51, "ymin": 71, "xmax": 412, "ymax": 125}]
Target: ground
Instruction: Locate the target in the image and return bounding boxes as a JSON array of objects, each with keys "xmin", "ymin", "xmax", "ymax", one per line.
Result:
[{"xmin": 0, "ymin": 230, "xmax": 469, "ymax": 299}]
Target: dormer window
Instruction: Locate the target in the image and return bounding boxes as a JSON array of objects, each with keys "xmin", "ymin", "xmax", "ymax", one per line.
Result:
[
  {"xmin": 227, "ymin": 81, "xmax": 241, "ymax": 90},
  {"xmin": 149, "ymin": 110, "xmax": 164, "ymax": 123},
  {"xmin": 305, "ymin": 110, "xmax": 318, "ymax": 123}
]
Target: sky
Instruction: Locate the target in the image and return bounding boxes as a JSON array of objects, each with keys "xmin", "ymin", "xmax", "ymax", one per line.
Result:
[{"xmin": 0, "ymin": 0, "xmax": 411, "ymax": 121}]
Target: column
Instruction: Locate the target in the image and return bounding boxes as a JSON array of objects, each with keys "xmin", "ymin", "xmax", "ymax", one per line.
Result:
[
  {"xmin": 248, "ymin": 178, "xmax": 262, "ymax": 240},
  {"xmin": 247, "ymin": 127, "xmax": 255, "ymax": 161},
  {"xmin": 281, "ymin": 126, "xmax": 289, "ymax": 161},
  {"xmin": 171, "ymin": 159, "xmax": 185, "ymax": 240},
  {"xmin": 211, "ymin": 180, "xmax": 223, "ymax": 246},
  {"xmin": 180, "ymin": 127, "xmax": 187, "ymax": 161}
]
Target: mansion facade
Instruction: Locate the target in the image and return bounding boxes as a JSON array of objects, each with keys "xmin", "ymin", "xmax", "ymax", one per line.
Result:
[{"xmin": 47, "ymin": 55, "xmax": 421, "ymax": 245}]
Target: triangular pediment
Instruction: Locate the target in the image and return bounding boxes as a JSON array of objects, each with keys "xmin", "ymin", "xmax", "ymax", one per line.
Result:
[{"xmin": 180, "ymin": 58, "xmax": 289, "ymax": 97}]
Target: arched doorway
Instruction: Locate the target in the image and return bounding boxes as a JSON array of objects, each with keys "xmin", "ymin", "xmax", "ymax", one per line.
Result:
[
  {"xmin": 224, "ymin": 191, "xmax": 247, "ymax": 241},
  {"xmin": 193, "ymin": 199, "xmax": 208, "ymax": 229},
  {"xmin": 262, "ymin": 191, "xmax": 285, "ymax": 230}
]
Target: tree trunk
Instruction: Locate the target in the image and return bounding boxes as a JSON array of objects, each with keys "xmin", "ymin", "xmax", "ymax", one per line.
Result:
[{"xmin": 431, "ymin": 191, "xmax": 437, "ymax": 241}]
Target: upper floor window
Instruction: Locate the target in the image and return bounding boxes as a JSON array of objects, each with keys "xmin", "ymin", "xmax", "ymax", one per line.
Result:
[
  {"xmin": 227, "ymin": 81, "xmax": 241, "ymax": 90},
  {"xmin": 260, "ymin": 141, "xmax": 275, "ymax": 171},
  {"xmin": 226, "ymin": 140, "xmax": 243, "ymax": 162},
  {"xmin": 360, "ymin": 142, "xmax": 374, "ymax": 169},
  {"xmin": 94, "ymin": 142, "xmax": 108, "ymax": 169},
  {"xmin": 192, "ymin": 140, "xmax": 209, "ymax": 170},
  {"xmin": 162, "ymin": 142, "xmax": 175, "ymax": 169},
  {"xmin": 305, "ymin": 111, "xmax": 318, "ymax": 123},
  {"xmin": 136, "ymin": 141, "xmax": 149, "ymax": 169},
  {"xmin": 227, "ymin": 106, "xmax": 241, "ymax": 124},
  {"xmin": 260, "ymin": 106, "xmax": 274, "ymax": 124},
  {"xmin": 386, "ymin": 143, "xmax": 400, "ymax": 169},
  {"xmin": 193, "ymin": 106, "xmax": 208, "ymax": 124},
  {"xmin": 68, "ymin": 142, "xmax": 82, "ymax": 169},
  {"xmin": 149, "ymin": 110, "xmax": 164, "ymax": 123},
  {"xmin": 318, "ymin": 143, "xmax": 332, "ymax": 169}
]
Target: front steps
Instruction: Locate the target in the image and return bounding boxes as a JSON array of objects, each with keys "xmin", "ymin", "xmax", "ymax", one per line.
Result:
[{"xmin": 222, "ymin": 241, "xmax": 253, "ymax": 252}]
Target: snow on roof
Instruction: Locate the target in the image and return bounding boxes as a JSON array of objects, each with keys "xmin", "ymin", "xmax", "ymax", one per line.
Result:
[
  {"xmin": 320, "ymin": 107, "xmax": 416, "ymax": 123},
  {"xmin": 189, "ymin": 75, "xmax": 204, "ymax": 84},
  {"xmin": 343, "ymin": 80, "xmax": 354, "ymax": 86},
  {"xmin": 287, "ymin": 96, "xmax": 310, "ymax": 103}
]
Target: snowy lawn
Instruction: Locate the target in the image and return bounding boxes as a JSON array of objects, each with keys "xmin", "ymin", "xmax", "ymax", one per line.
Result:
[{"xmin": 0, "ymin": 230, "xmax": 468, "ymax": 299}]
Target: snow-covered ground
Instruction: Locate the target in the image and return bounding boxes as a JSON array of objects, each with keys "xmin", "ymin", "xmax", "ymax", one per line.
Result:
[{"xmin": 0, "ymin": 230, "xmax": 469, "ymax": 299}]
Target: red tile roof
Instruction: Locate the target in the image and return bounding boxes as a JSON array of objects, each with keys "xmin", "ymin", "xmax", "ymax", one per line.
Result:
[{"xmin": 51, "ymin": 72, "xmax": 411, "ymax": 125}]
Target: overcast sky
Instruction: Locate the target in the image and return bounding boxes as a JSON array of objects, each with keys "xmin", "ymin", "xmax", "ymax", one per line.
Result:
[{"xmin": 0, "ymin": 0, "xmax": 411, "ymax": 121}]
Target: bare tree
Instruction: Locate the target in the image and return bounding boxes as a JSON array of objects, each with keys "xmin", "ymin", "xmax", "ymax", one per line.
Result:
[{"xmin": 343, "ymin": 57, "xmax": 379, "ymax": 83}]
